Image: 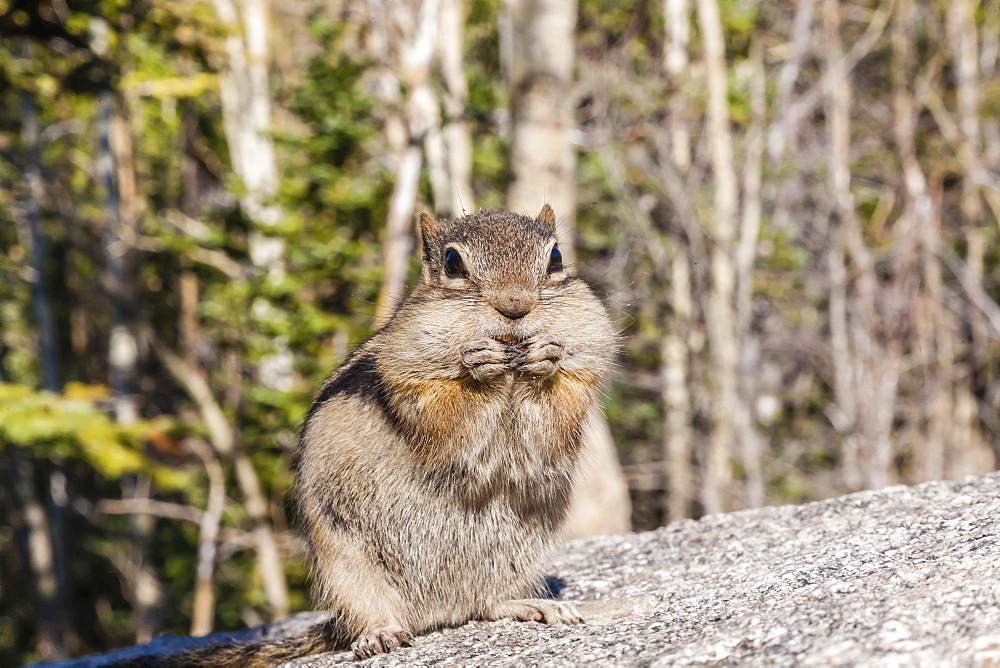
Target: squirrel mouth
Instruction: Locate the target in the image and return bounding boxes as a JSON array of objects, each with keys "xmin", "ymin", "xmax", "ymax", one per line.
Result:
[{"xmin": 495, "ymin": 333, "xmax": 528, "ymax": 350}]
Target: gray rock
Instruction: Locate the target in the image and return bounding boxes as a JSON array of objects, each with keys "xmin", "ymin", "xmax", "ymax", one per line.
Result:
[{"xmin": 52, "ymin": 473, "xmax": 1000, "ymax": 666}]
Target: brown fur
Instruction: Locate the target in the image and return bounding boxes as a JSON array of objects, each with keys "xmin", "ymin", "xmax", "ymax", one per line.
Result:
[{"xmin": 154, "ymin": 207, "xmax": 616, "ymax": 666}]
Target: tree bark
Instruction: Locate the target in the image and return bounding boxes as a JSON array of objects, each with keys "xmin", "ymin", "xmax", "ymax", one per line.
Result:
[
  {"xmin": 15, "ymin": 62, "xmax": 71, "ymax": 656},
  {"xmin": 660, "ymin": 0, "xmax": 695, "ymax": 521},
  {"xmin": 892, "ymin": 0, "xmax": 948, "ymax": 483},
  {"xmin": 504, "ymin": 0, "xmax": 578, "ymax": 258},
  {"xmin": 19, "ymin": 48, "xmax": 59, "ymax": 393},
  {"xmin": 561, "ymin": 408, "xmax": 633, "ymax": 539},
  {"xmin": 9, "ymin": 450, "xmax": 67, "ymax": 660},
  {"xmin": 213, "ymin": 0, "xmax": 282, "ymax": 233},
  {"xmin": 98, "ymin": 85, "xmax": 166, "ymax": 640},
  {"xmin": 695, "ymin": 0, "xmax": 740, "ymax": 513},
  {"xmin": 735, "ymin": 43, "xmax": 766, "ymax": 508},
  {"xmin": 373, "ymin": 0, "xmax": 442, "ymax": 325},
  {"xmin": 823, "ymin": 0, "xmax": 899, "ymax": 491},
  {"xmin": 438, "ymin": 0, "xmax": 475, "ymax": 216},
  {"xmin": 768, "ymin": 0, "xmax": 814, "ymax": 162},
  {"xmin": 663, "ymin": 250, "xmax": 694, "ymax": 521},
  {"xmin": 947, "ymin": 0, "xmax": 994, "ymax": 476},
  {"xmin": 663, "ymin": 0, "xmax": 690, "ymax": 173},
  {"xmin": 179, "ymin": 106, "xmax": 203, "ymax": 367}
]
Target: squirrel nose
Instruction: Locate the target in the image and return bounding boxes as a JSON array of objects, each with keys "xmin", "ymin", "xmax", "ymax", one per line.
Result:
[{"xmin": 492, "ymin": 292, "xmax": 535, "ymax": 320}]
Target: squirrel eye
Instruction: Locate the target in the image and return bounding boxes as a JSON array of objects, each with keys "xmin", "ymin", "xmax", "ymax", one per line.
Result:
[
  {"xmin": 444, "ymin": 249, "xmax": 467, "ymax": 277},
  {"xmin": 547, "ymin": 245, "xmax": 564, "ymax": 274}
]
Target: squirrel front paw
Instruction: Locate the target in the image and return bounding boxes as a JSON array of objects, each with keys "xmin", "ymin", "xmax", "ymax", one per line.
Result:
[
  {"xmin": 461, "ymin": 338, "xmax": 517, "ymax": 381},
  {"xmin": 513, "ymin": 334, "xmax": 565, "ymax": 379}
]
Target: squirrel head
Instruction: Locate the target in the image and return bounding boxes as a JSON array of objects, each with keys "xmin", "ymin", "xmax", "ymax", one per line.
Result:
[{"xmin": 417, "ymin": 206, "xmax": 567, "ymax": 321}]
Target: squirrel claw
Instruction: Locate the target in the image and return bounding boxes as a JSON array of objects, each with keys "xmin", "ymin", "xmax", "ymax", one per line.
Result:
[
  {"xmin": 511, "ymin": 335, "xmax": 564, "ymax": 379},
  {"xmin": 351, "ymin": 626, "xmax": 413, "ymax": 659},
  {"xmin": 462, "ymin": 338, "xmax": 517, "ymax": 380}
]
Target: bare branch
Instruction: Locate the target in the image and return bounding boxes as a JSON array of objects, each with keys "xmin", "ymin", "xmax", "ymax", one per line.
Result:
[
  {"xmin": 938, "ymin": 246, "xmax": 1000, "ymax": 337},
  {"xmin": 99, "ymin": 498, "xmax": 205, "ymax": 524},
  {"xmin": 140, "ymin": 326, "xmax": 289, "ymax": 619}
]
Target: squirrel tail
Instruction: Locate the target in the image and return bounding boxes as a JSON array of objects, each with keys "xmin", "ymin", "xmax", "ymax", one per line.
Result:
[{"xmin": 111, "ymin": 616, "xmax": 349, "ymax": 667}]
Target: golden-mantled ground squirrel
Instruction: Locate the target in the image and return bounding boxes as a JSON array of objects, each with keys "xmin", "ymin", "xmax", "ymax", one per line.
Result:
[{"xmin": 162, "ymin": 206, "xmax": 616, "ymax": 665}]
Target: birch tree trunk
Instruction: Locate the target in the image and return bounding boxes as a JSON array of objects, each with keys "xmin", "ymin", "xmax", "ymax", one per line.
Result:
[
  {"xmin": 947, "ymin": 0, "xmax": 993, "ymax": 476},
  {"xmin": 695, "ymin": 0, "xmax": 740, "ymax": 513},
  {"xmin": 20, "ymin": 58, "xmax": 58, "ymax": 393},
  {"xmin": 891, "ymin": 0, "xmax": 948, "ymax": 483},
  {"xmin": 213, "ymin": 0, "xmax": 282, "ymax": 241},
  {"xmin": 188, "ymin": 438, "xmax": 226, "ymax": 637},
  {"xmin": 663, "ymin": 251, "xmax": 694, "ymax": 521},
  {"xmin": 214, "ymin": 0, "xmax": 297, "ymax": 392},
  {"xmin": 437, "ymin": 0, "xmax": 475, "ymax": 216},
  {"xmin": 824, "ymin": 0, "xmax": 870, "ymax": 489},
  {"xmin": 92, "ymin": 19, "xmax": 167, "ymax": 634},
  {"xmin": 504, "ymin": 0, "xmax": 578, "ymax": 258},
  {"xmin": 767, "ymin": 0, "xmax": 814, "ymax": 162},
  {"xmin": 11, "ymin": 72, "xmax": 68, "ymax": 646},
  {"xmin": 373, "ymin": 0, "xmax": 443, "ymax": 325},
  {"xmin": 660, "ymin": 0, "xmax": 695, "ymax": 522},
  {"xmin": 9, "ymin": 450, "xmax": 67, "ymax": 660},
  {"xmin": 663, "ymin": 0, "xmax": 690, "ymax": 172},
  {"xmin": 735, "ymin": 43, "xmax": 766, "ymax": 508},
  {"xmin": 823, "ymin": 0, "xmax": 901, "ymax": 491}
]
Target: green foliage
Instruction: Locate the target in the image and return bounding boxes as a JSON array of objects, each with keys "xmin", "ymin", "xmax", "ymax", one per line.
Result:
[{"xmin": 0, "ymin": 383, "xmax": 186, "ymax": 487}]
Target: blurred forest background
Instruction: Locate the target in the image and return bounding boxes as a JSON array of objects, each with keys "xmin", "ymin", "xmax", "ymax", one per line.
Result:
[{"xmin": 2, "ymin": 0, "xmax": 999, "ymax": 662}]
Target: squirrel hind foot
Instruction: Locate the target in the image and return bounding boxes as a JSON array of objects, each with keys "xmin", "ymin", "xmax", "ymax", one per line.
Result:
[
  {"xmin": 351, "ymin": 626, "xmax": 414, "ymax": 659},
  {"xmin": 486, "ymin": 599, "xmax": 584, "ymax": 625}
]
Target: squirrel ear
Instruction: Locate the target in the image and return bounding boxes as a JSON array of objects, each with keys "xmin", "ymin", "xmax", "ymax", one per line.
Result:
[
  {"xmin": 419, "ymin": 212, "xmax": 439, "ymax": 262},
  {"xmin": 536, "ymin": 204, "xmax": 556, "ymax": 228}
]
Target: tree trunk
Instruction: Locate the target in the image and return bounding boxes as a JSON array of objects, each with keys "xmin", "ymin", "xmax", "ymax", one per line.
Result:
[
  {"xmin": 735, "ymin": 43, "xmax": 766, "ymax": 508},
  {"xmin": 947, "ymin": 0, "xmax": 994, "ymax": 476},
  {"xmin": 663, "ymin": 250, "xmax": 694, "ymax": 521},
  {"xmin": 17, "ymin": 64, "xmax": 72, "ymax": 655},
  {"xmin": 179, "ymin": 106, "xmax": 203, "ymax": 367},
  {"xmin": 10, "ymin": 450, "xmax": 67, "ymax": 660},
  {"xmin": 892, "ymin": 0, "xmax": 947, "ymax": 483},
  {"xmin": 207, "ymin": 0, "xmax": 290, "ymax": 619},
  {"xmin": 121, "ymin": 475, "xmax": 164, "ymax": 643},
  {"xmin": 19, "ymin": 50, "xmax": 59, "ymax": 393},
  {"xmin": 695, "ymin": 0, "xmax": 740, "ymax": 513},
  {"xmin": 98, "ymin": 88, "xmax": 166, "ymax": 641},
  {"xmin": 663, "ymin": 0, "xmax": 691, "ymax": 173},
  {"xmin": 504, "ymin": 0, "xmax": 578, "ymax": 258},
  {"xmin": 660, "ymin": 0, "xmax": 695, "ymax": 521},
  {"xmin": 823, "ymin": 0, "xmax": 897, "ymax": 491},
  {"xmin": 438, "ymin": 0, "xmax": 475, "ymax": 216},
  {"xmin": 188, "ymin": 438, "xmax": 226, "ymax": 636},
  {"xmin": 373, "ymin": 0, "xmax": 443, "ymax": 325},
  {"xmin": 213, "ymin": 0, "xmax": 282, "ymax": 235}
]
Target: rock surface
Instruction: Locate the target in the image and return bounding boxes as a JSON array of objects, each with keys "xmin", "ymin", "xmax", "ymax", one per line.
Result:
[{"xmin": 50, "ymin": 473, "xmax": 1000, "ymax": 666}]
